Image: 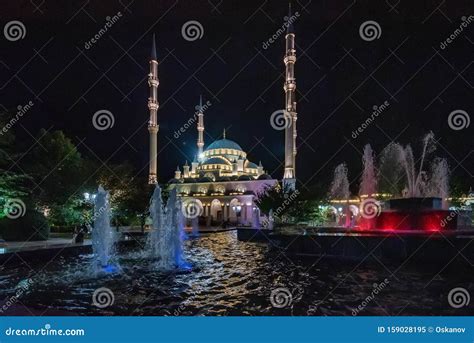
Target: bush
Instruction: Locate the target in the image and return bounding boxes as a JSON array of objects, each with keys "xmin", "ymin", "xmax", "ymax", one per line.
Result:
[{"xmin": 0, "ymin": 209, "xmax": 50, "ymax": 241}]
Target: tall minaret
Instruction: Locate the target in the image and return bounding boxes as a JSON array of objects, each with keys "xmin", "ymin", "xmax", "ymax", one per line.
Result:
[
  {"xmin": 283, "ymin": 3, "xmax": 297, "ymax": 190},
  {"xmin": 148, "ymin": 34, "xmax": 159, "ymax": 184},
  {"xmin": 197, "ymin": 95, "xmax": 205, "ymax": 159}
]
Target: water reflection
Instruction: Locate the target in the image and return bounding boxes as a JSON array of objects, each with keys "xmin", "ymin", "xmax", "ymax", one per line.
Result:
[{"xmin": 0, "ymin": 231, "xmax": 471, "ymax": 316}]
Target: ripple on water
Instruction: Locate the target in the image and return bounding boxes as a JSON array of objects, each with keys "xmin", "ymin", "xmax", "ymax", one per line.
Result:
[{"xmin": 0, "ymin": 231, "xmax": 472, "ymax": 316}]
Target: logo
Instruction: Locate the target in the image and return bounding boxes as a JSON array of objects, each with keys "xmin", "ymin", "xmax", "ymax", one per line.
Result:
[
  {"xmin": 359, "ymin": 198, "xmax": 381, "ymax": 219},
  {"xmin": 3, "ymin": 198, "xmax": 26, "ymax": 219},
  {"xmin": 270, "ymin": 287, "xmax": 293, "ymax": 308},
  {"xmin": 181, "ymin": 20, "xmax": 204, "ymax": 41},
  {"xmin": 270, "ymin": 110, "xmax": 292, "ymax": 130},
  {"xmin": 92, "ymin": 287, "xmax": 115, "ymax": 308},
  {"xmin": 181, "ymin": 199, "xmax": 203, "ymax": 219},
  {"xmin": 448, "ymin": 287, "xmax": 470, "ymax": 308},
  {"xmin": 92, "ymin": 110, "xmax": 115, "ymax": 130},
  {"xmin": 4, "ymin": 21, "xmax": 26, "ymax": 41},
  {"xmin": 359, "ymin": 21, "xmax": 382, "ymax": 41},
  {"xmin": 448, "ymin": 110, "xmax": 470, "ymax": 131}
]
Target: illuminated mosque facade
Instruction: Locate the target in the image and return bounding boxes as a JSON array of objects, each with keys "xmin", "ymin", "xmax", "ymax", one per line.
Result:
[{"xmin": 146, "ymin": 5, "xmax": 298, "ymax": 225}]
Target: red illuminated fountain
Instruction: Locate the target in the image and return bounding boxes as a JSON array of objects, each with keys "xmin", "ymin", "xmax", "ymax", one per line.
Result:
[
  {"xmin": 241, "ymin": 133, "xmax": 473, "ymax": 262},
  {"xmin": 359, "ymin": 197, "xmax": 458, "ymax": 233},
  {"xmin": 333, "ymin": 134, "xmax": 472, "ymax": 234}
]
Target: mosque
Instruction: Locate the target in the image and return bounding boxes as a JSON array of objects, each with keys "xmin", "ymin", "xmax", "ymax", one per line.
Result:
[{"xmin": 146, "ymin": 4, "xmax": 298, "ymax": 225}]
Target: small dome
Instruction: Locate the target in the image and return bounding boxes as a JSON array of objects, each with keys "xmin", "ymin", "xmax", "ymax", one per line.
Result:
[
  {"xmin": 183, "ymin": 178, "xmax": 197, "ymax": 183},
  {"xmin": 205, "ymin": 139, "xmax": 243, "ymax": 152},
  {"xmin": 201, "ymin": 157, "xmax": 231, "ymax": 166},
  {"xmin": 238, "ymin": 175, "xmax": 254, "ymax": 181},
  {"xmin": 168, "ymin": 178, "xmax": 181, "ymax": 184},
  {"xmin": 257, "ymin": 174, "xmax": 272, "ymax": 180},
  {"xmin": 245, "ymin": 161, "xmax": 258, "ymax": 169}
]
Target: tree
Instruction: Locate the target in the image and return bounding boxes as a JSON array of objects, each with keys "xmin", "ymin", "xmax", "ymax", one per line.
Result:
[
  {"xmin": 255, "ymin": 183, "xmax": 302, "ymax": 223},
  {"xmin": 93, "ymin": 162, "xmax": 151, "ymax": 229},
  {"xmin": 0, "ymin": 110, "xmax": 32, "ymax": 218},
  {"xmin": 22, "ymin": 129, "xmax": 85, "ymax": 207}
]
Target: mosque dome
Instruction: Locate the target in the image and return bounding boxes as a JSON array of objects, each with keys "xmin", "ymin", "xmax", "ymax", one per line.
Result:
[
  {"xmin": 168, "ymin": 178, "xmax": 181, "ymax": 184},
  {"xmin": 257, "ymin": 174, "xmax": 272, "ymax": 180},
  {"xmin": 238, "ymin": 175, "xmax": 254, "ymax": 181},
  {"xmin": 245, "ymin": 161, "xmax": 258, "ymax": 169},
  {"xmin": 205, "ymin": 139, "xmax": 243, "ymax": 152}
]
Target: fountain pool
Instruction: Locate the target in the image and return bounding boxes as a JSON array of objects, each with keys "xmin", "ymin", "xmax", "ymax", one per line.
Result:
[{"xmin": 0, "ymin": 231, "xmax": 471, "ymax": 316}]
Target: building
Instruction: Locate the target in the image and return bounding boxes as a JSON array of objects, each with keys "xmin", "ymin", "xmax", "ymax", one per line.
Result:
[
  {"xmin": 147, "ymin": 4, "xmax": 298, "ymax": 225},
  {"xmin": 168, "ymin": 126, "xmax": 278, "ymax": 225}
]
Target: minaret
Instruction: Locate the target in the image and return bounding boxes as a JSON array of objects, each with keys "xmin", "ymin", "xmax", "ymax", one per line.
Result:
[
  {"xmin": 148, "ymin": 34, "xmax": 159, "ymax": 184},
  {"xmin": 174, "ymin": 166, "xmax": 181, "ymax": 179},
  {"xmin": 197, "ymin": 95, "xmax": 204, "ymax": 159},
  {"xmin": 283, "ymin": 3, "xmax": 297, "ymax": 190}
]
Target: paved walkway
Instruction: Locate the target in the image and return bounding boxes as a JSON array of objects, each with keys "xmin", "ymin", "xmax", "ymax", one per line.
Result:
[
  {"xmin": 0, "ymin": 226, "xmax": 237, "ymax": 255},
  {"xmin": 0, "ymin": 237, "xmax": 92, "ymax": 254}
]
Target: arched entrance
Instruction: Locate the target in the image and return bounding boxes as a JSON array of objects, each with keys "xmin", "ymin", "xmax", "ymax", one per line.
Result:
[
  {"xmin": 210, "ymin": 199, "xmax": 223, "ymax": 222},
  {"xmin": 229, "ymin": 198, "xmax": 241, "ymax": 223}
]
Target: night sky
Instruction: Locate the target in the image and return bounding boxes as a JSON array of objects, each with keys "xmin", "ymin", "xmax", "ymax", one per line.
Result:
[{"xmin": 1, "ymin": 0, "xmax": 472, "ymax": 193}]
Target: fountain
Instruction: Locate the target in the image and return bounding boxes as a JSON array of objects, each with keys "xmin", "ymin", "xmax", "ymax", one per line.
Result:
[
  {"xmin": 328, "ymin": 163, "xmax": 351, "ymax": 227},
  {"xmin": 146, "ymin": 184, "xmax": 164, "ymax": 258},
  {"xmin": 329, "ymin": 163, "xmax": 350, "ymax": 200},
  {"xmin": 190, "ymin": 216, "xmax": 199, "ymax": 237},
  {"xmin": 145, "ymin": 186, "xmax": 187, "ymax": 269},
  {"xmin": 359, "ymin": 145, "xmax": 377, "ymax": 197},
  {"xmin": 357, "ymin": 133, "xmax": 458, "ymax": 231},
  {"xmin": 377, "ymin": 132, "xmax": 438, "ymax": 198},
  {"xmin": 325, "ymin": 132, "xmax": 464, "ymax": 232},
  {"xmin": 92, "ymin": 186, "xmax": 117, "ymax": 272}
]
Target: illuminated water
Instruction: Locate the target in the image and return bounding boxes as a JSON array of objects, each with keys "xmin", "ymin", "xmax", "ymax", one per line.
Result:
[{"xmin": 0, "ymin": 231, "xmax": 471, "ymax": 316}]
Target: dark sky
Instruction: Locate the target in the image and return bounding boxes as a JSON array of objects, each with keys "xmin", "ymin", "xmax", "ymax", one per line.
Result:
[{"xmin": 1, "ymin": 0, "xmax": 473, "ymax": 192}]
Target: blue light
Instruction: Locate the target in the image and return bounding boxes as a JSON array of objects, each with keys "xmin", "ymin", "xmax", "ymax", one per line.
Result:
[{"xmin": 102, "ymin": 265, "xmax": 119, "ymax": 273}]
